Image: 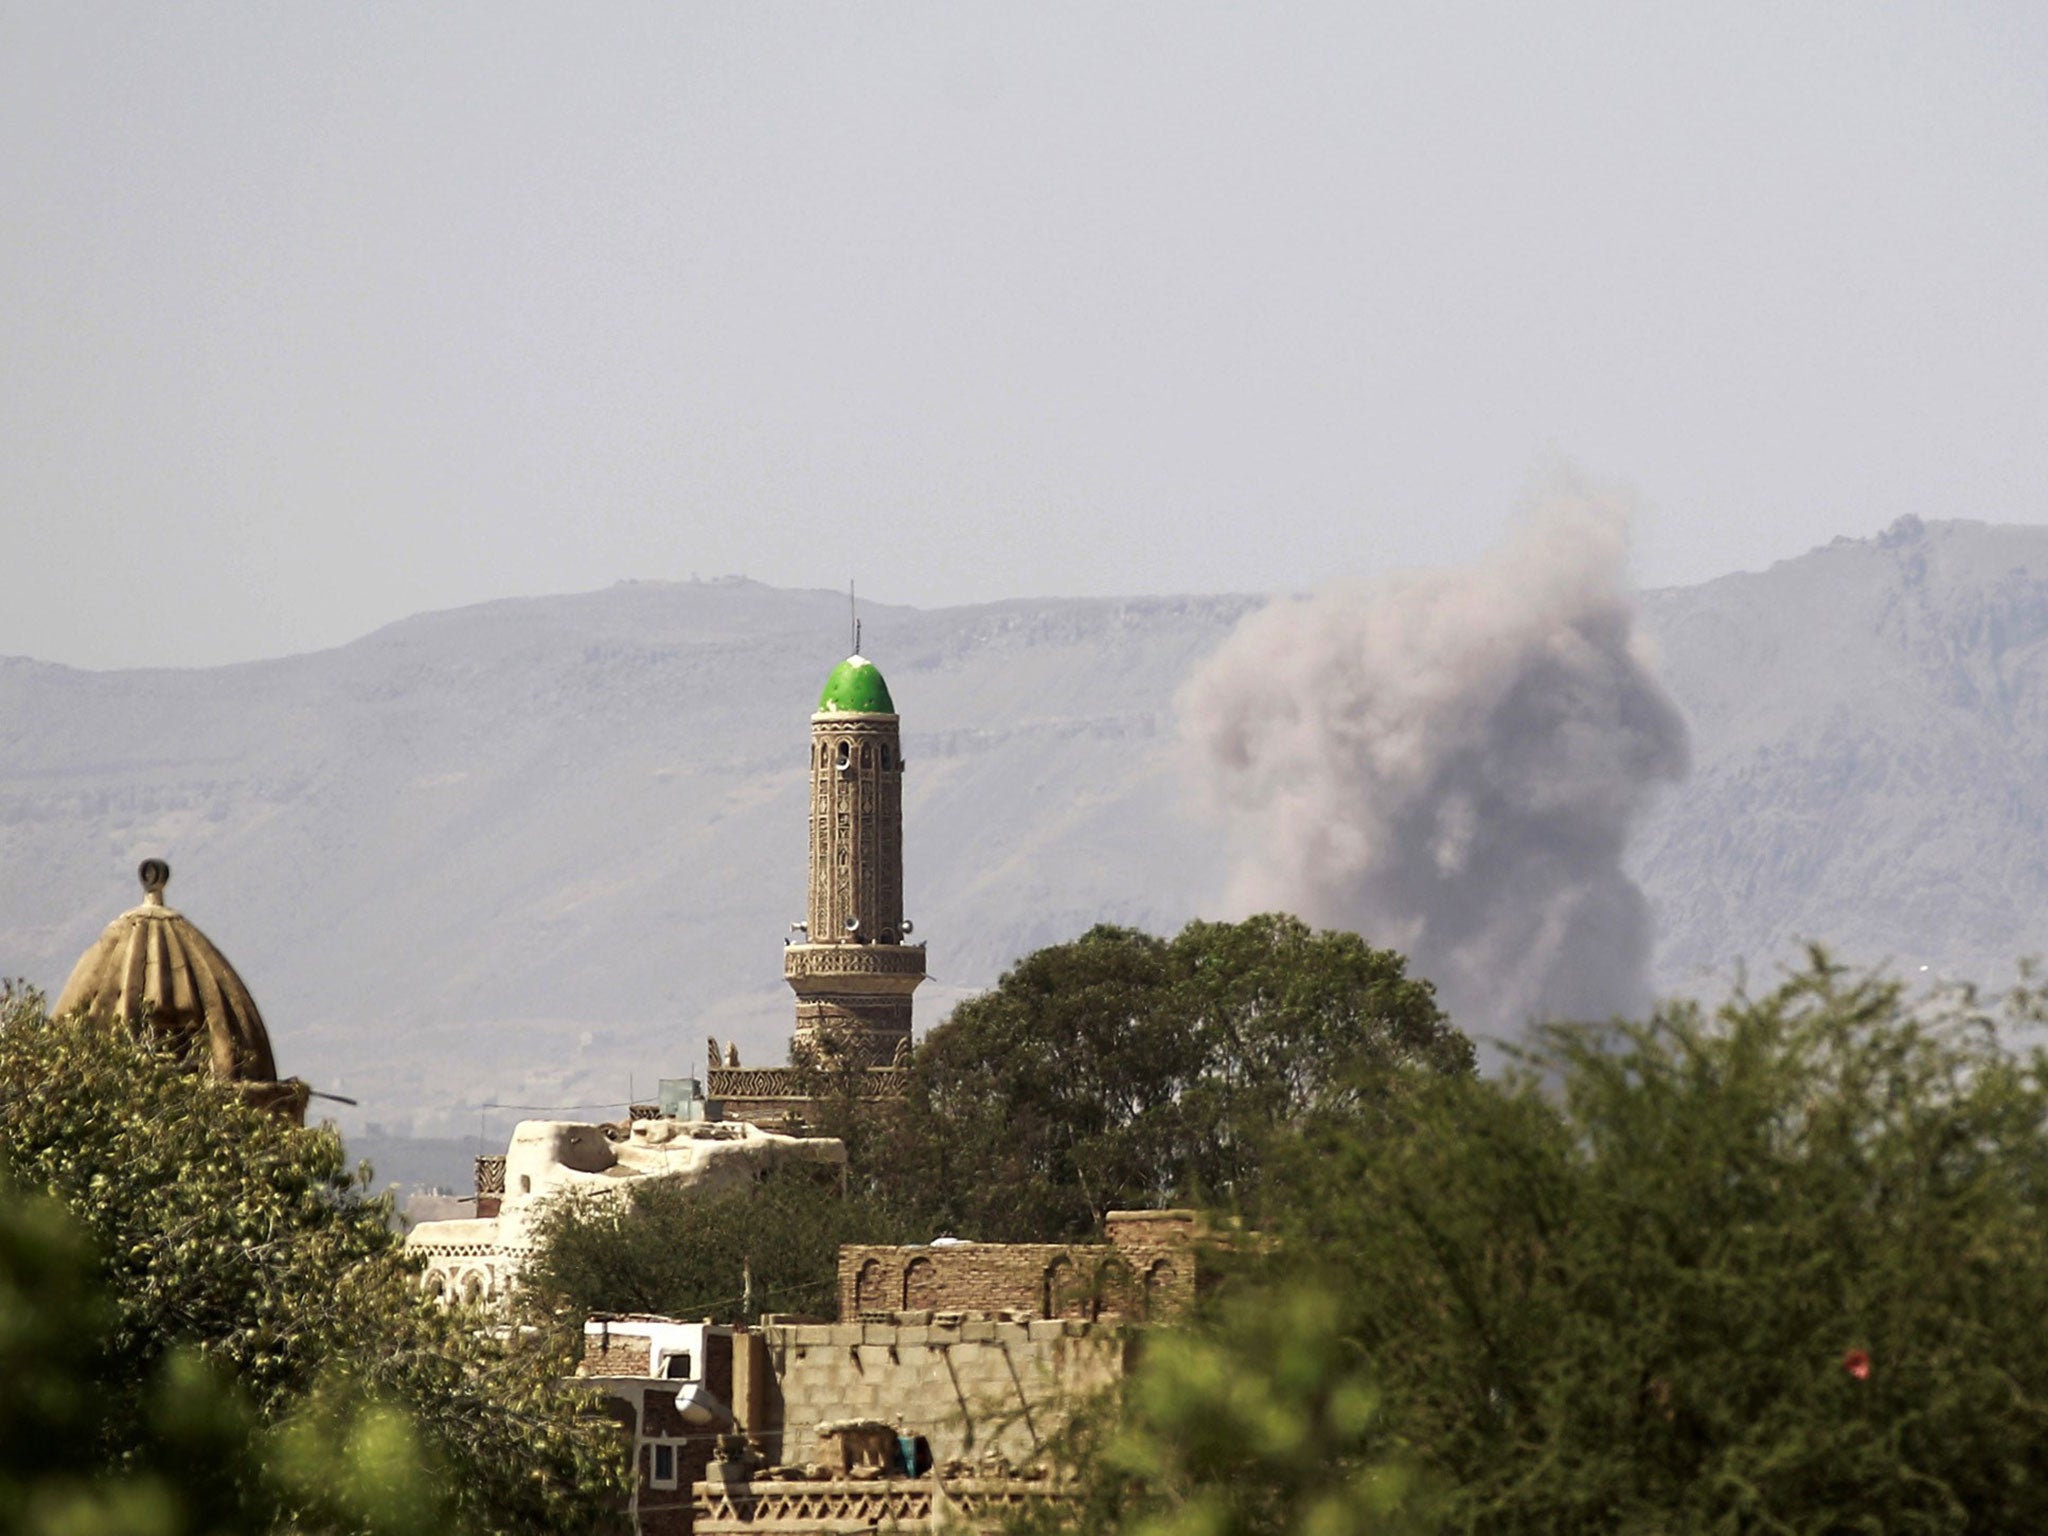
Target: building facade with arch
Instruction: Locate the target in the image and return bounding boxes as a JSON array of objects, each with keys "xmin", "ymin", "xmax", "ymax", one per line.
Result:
[{"xmin": 835, "ymin": 1209, "xmax": 1203, "ymax": 1325}]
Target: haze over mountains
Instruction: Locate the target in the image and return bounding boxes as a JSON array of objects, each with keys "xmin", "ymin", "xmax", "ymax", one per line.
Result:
[{"xmin": 6, "ymin": 516, "xmax": 2046, "ymax": 1148}]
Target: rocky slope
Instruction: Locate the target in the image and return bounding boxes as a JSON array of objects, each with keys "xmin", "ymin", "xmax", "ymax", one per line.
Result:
[
  {"xmin": 1636, "ymin": 515, "xmax": 2048, "ymax": 992},
  {"xmin": 6, "ymin": 516, "xmax": 2046, "ymax": 1145},
  {"xmin": 0, "ymin": 580, "xmax": 1253, "ymax": 1139}
]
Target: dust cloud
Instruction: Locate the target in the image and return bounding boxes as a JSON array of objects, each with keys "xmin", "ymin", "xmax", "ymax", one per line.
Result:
[{"xmin": 1180, "ymin": 490, "xmax": 1689, "ymax": 1045}]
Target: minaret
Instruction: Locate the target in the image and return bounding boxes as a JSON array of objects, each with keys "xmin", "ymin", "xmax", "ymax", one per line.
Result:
[{"xmin": 785, "ymin": 652, "xmax": 925, "ymax": 1066}]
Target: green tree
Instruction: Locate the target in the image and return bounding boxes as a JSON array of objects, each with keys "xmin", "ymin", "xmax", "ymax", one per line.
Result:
[
  {"xmin": 875, "ymin": 914, "xmax": 1471, "ymax": 1241},
  {"xmin": 526, "ymin": 1163, "xmax": 909, "ymax": 1323},
  {"xmin": 1015, "ymin": 1284, "xmax": 1432, "ymax": 1536},
  {"xmin": 0, "ymin": 1172, "xmax": 445, "ymax": 1536},
  {"xmin": 1056, "ymin": 955, "xmax": 2048, "ymax": 1534},
  {"xmin": 0, "ymin": 987, "xmax": 628, "ymax": 1536}
]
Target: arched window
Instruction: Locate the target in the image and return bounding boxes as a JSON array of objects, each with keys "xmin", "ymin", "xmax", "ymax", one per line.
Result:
[
  {"xmin": 836, "ymin": 740, "xmax": 851, "ymax": 769},
  {"xmin": 861, "ymin": 744, "xmax": 873, "ymax": 768},
  {"xmin": 1144, "ymin": 1260, "xmax": 1179, "ymax": 1319},
  {"xmin": 856, "ymin": 1258, "xmax": 889, "ymax": 1315},
  {"xmin": 881, "ymin": 745, "xmax": 892, "ymax": 770},
  {"xmin": 1094, "ymin": 1256, "xmax": 1137, "ymax": 1321},
  {"xmin": 1043, "ymin": 1256, "xmax": 1082, "ymax": 1319},
  {"xmin": 903, "ymin": 1257, "xmax": 939, "ymax": 1310}
]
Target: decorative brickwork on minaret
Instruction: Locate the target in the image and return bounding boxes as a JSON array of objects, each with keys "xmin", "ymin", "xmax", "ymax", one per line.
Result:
[
  {"xmin": 786, "ymin": 661, "xmax": 925, "ymax": 1067},
  {"xmin": 705, "ymin": 652, "xmax": 925, "ymax": 1129}
]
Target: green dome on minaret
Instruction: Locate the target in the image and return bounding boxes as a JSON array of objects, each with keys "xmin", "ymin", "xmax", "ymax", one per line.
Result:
[{"xmin": 818, "ymin": 654, "xmax": 895, "ymax": 714}]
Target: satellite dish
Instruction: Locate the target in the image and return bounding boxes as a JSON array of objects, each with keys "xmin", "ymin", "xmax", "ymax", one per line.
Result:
[
  {"xmin": 900, "ymin": 919, "xmax": 914, "ymax": 936},
  {"xmin": 674, "ymin": 1380, "xmax": 731, "ymax": 1427},
  {"xmin": 845, "ymin": 915, "xmax": 860, "ymax": 933}
]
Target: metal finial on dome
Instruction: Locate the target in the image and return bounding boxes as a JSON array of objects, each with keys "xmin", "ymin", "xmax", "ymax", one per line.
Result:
[{"xmin": 138, "ymin": 859, "xmax": 170, "ymax": 906}]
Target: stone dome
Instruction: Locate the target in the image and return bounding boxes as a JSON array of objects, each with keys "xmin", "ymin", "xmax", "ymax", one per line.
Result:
[
  {"xmin": 817, "ymin": 654, "xmax": 895, "ymax": 715},
  {"xmin": 52, "ymin": 861, "xmax": 307, "ymax": 1120}
]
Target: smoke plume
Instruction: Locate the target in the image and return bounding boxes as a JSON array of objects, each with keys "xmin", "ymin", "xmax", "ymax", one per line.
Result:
[{"xmin": 1180, "ymin": 491, "xmax": 1689, "ymax": 1044}]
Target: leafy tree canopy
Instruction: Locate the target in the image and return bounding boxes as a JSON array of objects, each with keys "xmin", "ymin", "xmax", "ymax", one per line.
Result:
[
  {"xmin": 526, "ymin": 1163, "xmax": 908, "ymax": 1324},
  {"xmin": 0, "ymin": 986, "xmax": 627, "ymax": 1536},
  {"xmin": 1014, "ymin": 1284, "xmax": 1432, "ymax": 1536},
  {"xmin": 873, "ymin": 913, "xmax": 1472, "ymax": 1241},
  {"xmin": 1043, "ymin": 955, "xmax": 2048, "ymax": 1534},
  {"xmin": 527, "ymin": 914, "xmax": 1467, "ymax": 1325},
  {"xmin": 0, "ymin": 1175, "xmax": 444, "ymax": 1536}
]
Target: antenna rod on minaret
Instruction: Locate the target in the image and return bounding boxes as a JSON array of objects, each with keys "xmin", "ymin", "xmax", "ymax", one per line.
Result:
[{"xmin": 849, "ymin": 580, "xmax": 857, "ymax": 654}]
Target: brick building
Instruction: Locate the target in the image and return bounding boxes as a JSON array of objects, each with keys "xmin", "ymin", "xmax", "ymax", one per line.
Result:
[
  {"xmin": 837, "ymin": 1209, "xmax": 1202, "ymax": 1323},
  {"xmin": 576, "ymin": 1315, "xmax": 761, "ymax": 1536},
  {"xmin": 581, "ymin": 1310, "xmax": 1122, "ymax": 1535},
  {"xmin": 571, "ymin": 1214, "xmax": 1212, "ymax": 1533},
  {"xmin": 575, "ymin": 1213, "xmax": 1208, "ymax": 1534}
]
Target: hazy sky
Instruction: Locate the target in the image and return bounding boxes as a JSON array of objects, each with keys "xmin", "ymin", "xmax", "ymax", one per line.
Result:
[{"xmin": 4, "ymin": 3, "xmax": 2045, "ymax": 669}]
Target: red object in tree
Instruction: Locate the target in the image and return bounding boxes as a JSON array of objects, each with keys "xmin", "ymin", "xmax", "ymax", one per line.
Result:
[{"xmin": 1842, "ymin": 1349, "xmax": 1871, "ymax": 1380}]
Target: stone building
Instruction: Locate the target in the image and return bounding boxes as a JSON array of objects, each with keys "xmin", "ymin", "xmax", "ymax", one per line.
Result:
[
  {"xmin": 837, "ymin": 1209, "xmax": 1201, "ymax": 1324},
  {"xmin": 51, "ymin": 860, "xmax": 311, "ymax": 1122},
  {"xmin": 569, "ymin": 1216, "xmax": 1209, "ymax": 1534},
  {"xmin": 579, "ymin": 1307, "xmax": 1122, "ymax": 1536},
  {"xmin": 577, "ymin": 1315, "xmax": 753, "ymax": 1536},
  {"xmin": 406, "ymin": 1114, "xmax": 846, "ymax": 1303},
  {"xmin": 708, "ymin": 652, "xmax": 927, "ymax": 1128},
  {"xmin": 751, "ymin": 1302, "xmax": 1135, "ymax": 1474}
]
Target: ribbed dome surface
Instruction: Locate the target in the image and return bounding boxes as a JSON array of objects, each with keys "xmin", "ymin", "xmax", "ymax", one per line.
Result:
[{"xmin": 53, "ymin": 862, "xmax": 281, "ymax": 1085}]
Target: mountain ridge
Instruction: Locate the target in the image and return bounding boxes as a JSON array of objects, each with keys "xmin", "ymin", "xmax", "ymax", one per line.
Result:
[{"xmin": 8, "ymin": 518, "xmax": 2048, "ymax": 1139}]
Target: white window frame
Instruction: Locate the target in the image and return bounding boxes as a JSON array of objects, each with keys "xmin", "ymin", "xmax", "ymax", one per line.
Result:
[{"xmin": 650, "ymin": 1441, "xmax": 679, "ymax": 1490}]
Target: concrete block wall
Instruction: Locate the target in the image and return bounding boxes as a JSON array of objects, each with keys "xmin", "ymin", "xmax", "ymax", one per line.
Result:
[{"xmin": 761, "ymin": 1319, "xmax": 1127, "ymax": 1469}]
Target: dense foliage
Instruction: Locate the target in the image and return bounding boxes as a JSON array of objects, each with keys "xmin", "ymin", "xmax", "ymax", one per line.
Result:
[
  {"xmin": 0, "ymin": 1176, "xmax": 442, "ymax": 1536},
  {"xmin": 1017, "ymin": 1284, "xmax": 1430, "ymax": 1536},
  {"xmin": 873, "ymin": 913, "xmax": 1472, "ymax": 1240},
  {"xmin": 526, "ymin": 914, "xmax": 1471, "ymax": 1320},
  {"xmin": 526, "ymin": 1163, "xmax": 909, "ymax": 1324},
  {"xmin": 0, "ymin": 986, "xmax": 628, "ymax": 1536},
  {"xmin": 1042, "ymin": 955, "xmax": 2048, "ymax": 1534}
]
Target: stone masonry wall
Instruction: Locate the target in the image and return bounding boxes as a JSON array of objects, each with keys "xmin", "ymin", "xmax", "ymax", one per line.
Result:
[
  {"xmin": 836, "ymin": 1210, "xmax": 1201, "ymax": 1322},
  {"xmin": 762, "ymin": 1318, "xmax": 1127, "ymax": 1470}
]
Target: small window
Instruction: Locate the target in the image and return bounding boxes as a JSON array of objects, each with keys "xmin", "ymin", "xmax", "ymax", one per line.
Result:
[
  {"xmin": 652, "ymin": 1443, "xmax": 677, "ymax": 1488},
  {"xmin": 519, "ymin": 1175, "xmax": 531, "ymax": 1194},
  {"xmin": 660, "ymin": 1351, "xmax": 693, "ymax": 1380},
  {"xmin": 836, "ymin": 740, "xmax": 851, "ymax": 768},
  {"xmin": 881, "ymin": 745, "xmax": 892, "ymax": 769}
]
